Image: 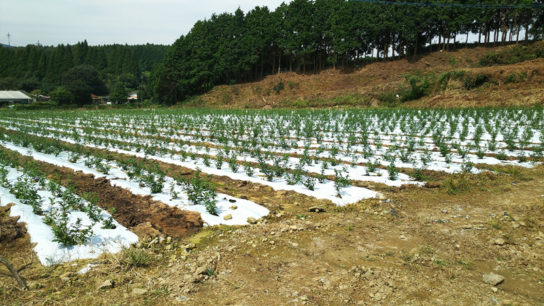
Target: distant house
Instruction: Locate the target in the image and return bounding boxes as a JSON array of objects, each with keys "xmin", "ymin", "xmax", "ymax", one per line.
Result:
[
  {"xmin": 91, "ymin": 94, "xmax": 110, "ymax": 105},
  {"xmin": 127, "ymin": 92, "xmax": 138, "ymax": 103},
  {"xmin": 0, "ymin": 91, "xmax": 33, "ymax": 106},
  {"xmin": 37, "ymin": 95, "xmax": 50, "ymax": 102}
]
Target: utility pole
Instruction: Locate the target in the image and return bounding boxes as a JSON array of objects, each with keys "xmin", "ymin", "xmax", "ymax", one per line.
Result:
[{"xmin": 7, "ymin": 33, "xmax": 11, "ymax": 46}]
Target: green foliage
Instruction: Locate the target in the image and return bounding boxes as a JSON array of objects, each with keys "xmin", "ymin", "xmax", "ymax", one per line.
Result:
[
  {"xmin": 182, "ymin": 169, "xmax": 218, "ymax": 215},
  {"xmin": 62, "ymin": 65, "xmax": 107, "ymax": 105},
  {"xmin": 379, "ymin": 74, "xmax": 431, "ymax": 104},
  {"xmin": 378, "ymin": 92, "xmax": 399, "ymax": 104},
  {"xmin": 272, "ymin": 80, "xmax": 285, "ymax": 94},
  {"xmin": 463, "ymin": 74, "xmax": 488, "ymax": 90},
  {"xmin": 400, "ymin": 75, "xmax": 431, "ymax": 102},
  {"xmin": 50, "ymin": 86, "xmax": 74, "ymax": 105},
  {"xmin": 11, "ymin": 178, "xmax": 42, "ymax": 215},
  {"xmin": 478, "ymin": 42, "xmax": 544, "ymax": 66},
  {"xmin": 0, "ymin": 42, "xmax": 167, "ymax": 101},
  {"xmin": 122, "ymin": 248, "xmax": 152, "ymax": 267},
  {"xmin": 110, "ymin": 83, "xmax": 129, "ymax": 104},
  {"xmin": 437, "ymin": 70, "xmax": 466, "ymax": 90},
  {"xmin": 444, "ymin": 176, "xmax": 470, "ymax": 195},
  {"xmin": 504, "ymin": 72, "xmax": 528, "ymax": 84}
]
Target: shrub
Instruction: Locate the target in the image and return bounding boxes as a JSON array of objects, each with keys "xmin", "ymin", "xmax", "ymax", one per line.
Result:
[
  {"xmin": 272, "ymin": 80, "xmax": 285, "ymax": 94},
  {"xmin": 182, "ymin": 169, "xmax": 218, "ymax": 215},
  {"xmin": 463, "ymin": 74, "xmax": 488, "ymax": 90},
  {"xmin": 479, "ymin": 42, "xmax": 544, "ymax": 66},
  {"xmin": 378, "ymin": 92, "xmax": 398, "ymax": 104},
  {"xmin": 437, "ymin": 70, "xmax": 466, "ymax": 90},
  {"xmin": 122, "ymin": 248, "xmax": 152, "ymax": 267},
  {"xmin": 401, "ymin": 75, "xmax": 431, "ymax": 102},
  {"xmin": 504, "ymin": 73, "xmax": 518, "ymax": 84},
  {"xmin": 444, "ymin": 176, "xmax": 470, "ymax": 195}
]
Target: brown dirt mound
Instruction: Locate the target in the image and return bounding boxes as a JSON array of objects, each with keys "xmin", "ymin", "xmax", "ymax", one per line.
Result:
[
  {"xmin": 50, "ymin": 171, "xmax": 204, "ymax": 238},
  {"xmin": 0, "ymin": 204, "xmax": 27, "ymax": 243}
]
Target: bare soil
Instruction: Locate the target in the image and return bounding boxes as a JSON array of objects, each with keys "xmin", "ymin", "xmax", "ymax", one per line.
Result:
[
  {"xmin": 0, "ymin": 204, "xmax": 27, "ymax": 243},
  {"xmin": 195, "ymin": 44, "xmax": 544, "ymax": 109}
]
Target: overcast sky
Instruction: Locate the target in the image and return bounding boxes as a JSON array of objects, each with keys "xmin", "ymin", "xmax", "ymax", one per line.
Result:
[{"xmin": 0, "ymin": 0, "xmax": 290, "ymax": 46}]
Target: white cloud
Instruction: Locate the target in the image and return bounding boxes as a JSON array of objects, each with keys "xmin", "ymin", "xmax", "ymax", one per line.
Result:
[{"xmin": 0, "ymin": 0, "xmax": 290, "ymax": 46}]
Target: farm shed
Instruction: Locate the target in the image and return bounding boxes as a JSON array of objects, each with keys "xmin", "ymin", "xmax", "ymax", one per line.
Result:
[{"xmin": 0, "ymin": 91, "xmax": 33, "ymax": 105}]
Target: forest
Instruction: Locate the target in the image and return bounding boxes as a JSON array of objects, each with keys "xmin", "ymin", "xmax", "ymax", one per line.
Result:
[
  {"xmin": 0, "ymin": 42, "xmax": 168, "ymax": 104},
  {"xmin": 155, "ymin": 0, "xmax": 544, "ymax": 104}
]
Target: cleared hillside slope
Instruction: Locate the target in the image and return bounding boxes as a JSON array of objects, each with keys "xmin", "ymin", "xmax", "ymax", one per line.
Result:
[{"xmin": 192, "ymin": 43, "xmax": 544, "ymax": 109}]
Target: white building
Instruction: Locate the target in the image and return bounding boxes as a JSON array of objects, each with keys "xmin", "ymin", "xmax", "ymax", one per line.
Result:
[{"xmin": 0, "ymin": 91, "xmax": 33, "ymax": 105}]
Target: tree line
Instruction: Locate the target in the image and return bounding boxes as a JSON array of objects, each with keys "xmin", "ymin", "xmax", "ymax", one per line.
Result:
[
  {"xmin": 155, "ymin": 0, "xmax": 544, "ymax": 104},
  {"xmin": 0, "ymin": 41, "xmax": 168, "ymax": 104}
]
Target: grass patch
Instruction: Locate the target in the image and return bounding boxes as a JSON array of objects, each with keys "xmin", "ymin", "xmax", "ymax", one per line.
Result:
[
  {"xmin": 479, "ymin": 42, "xmax": 544, "ymax": 66},
  {"xmin": 121, "ymin": 248, "xmax": 152, "ymax": 268},
  {"xmin": 444, "ymin": 175, "xmax": 471, "ymax": 195},
  {"xmin": 463, "ymin": 73, "xmax": 488, "ymax": 90}
]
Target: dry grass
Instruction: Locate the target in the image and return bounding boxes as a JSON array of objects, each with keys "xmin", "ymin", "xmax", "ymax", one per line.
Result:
[{"xmin": 193, "ymin": 44, "xmax": 544, "ymax": 109}]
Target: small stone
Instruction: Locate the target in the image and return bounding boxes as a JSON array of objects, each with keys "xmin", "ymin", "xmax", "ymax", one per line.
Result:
[
  {"xmin": 308, "ymin": 206, "xmax": 325, "ymax": 213},
  {"xmin": 230, "ymin": 205, "xmax": 238, "ymax": 210},
  {"xmin": 491, "ymin": 287, "xmax": 498, "ymax": 293},
  {"xmin": 483, "ymin": 273, "xmax": 505, "ymax": 286},
  {"xmin": 494, "ymin": 238, "xmax": 506, "ymax": 246},
  {"xmin": 98, "ymin": 279, "xmax": 114, "ymax": 290},
  {"xmin": 223, "ymin": 214, "xmax": 233, "ymax": 220},
  {"xmin": 247, "ymin": 217, "xmax": 257, "ymax": 224},
  {"xmin": 132, "ymin": 288, "xmax": 147, "ymax": 296},
  {"xmin": 166, "ymin": 236, "xmax": 172, "ymax": 244},
  {"xmin": 399, "ymin": 235, "xmax": 407, "ymax": 241}
]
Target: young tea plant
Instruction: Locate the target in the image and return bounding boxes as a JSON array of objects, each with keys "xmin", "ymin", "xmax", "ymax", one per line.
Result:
[{"xmin": 182, "ymin": 169, "xmax": 218, "ymax": 215}]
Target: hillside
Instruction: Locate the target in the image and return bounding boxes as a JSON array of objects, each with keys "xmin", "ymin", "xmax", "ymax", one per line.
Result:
[{"xmin": 194, "ymin": 43, "xmax": 544, "ymax": 109}]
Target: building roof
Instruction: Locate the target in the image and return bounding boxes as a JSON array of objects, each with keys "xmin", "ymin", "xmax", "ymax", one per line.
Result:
[{"xmin": 0, "ymin": 91, "xmax": 32, "ymax": 100}]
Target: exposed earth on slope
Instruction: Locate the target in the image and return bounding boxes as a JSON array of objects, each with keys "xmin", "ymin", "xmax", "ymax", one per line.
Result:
[{"xmin": 196, "ymin": 43, "xmax": 544, "ymax": 109}]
